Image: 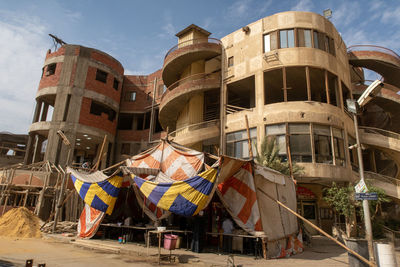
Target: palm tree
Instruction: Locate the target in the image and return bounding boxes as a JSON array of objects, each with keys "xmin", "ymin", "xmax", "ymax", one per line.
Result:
[{"xmin": 255, "ymin": 137, "xmax": 303, "ymax": 176}]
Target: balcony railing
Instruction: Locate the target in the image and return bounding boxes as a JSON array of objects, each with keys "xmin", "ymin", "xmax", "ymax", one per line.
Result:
[
  {"xmin": 347, "ymin": 45, "xmax": 400, "ymax": 59},
  {"xmin": 168, "ymin": 119, "xmax": 220, "ymax": 139},
  {"xmin": 165, "ymin": 38, "xmax": 222, "ymax": 59},
  {"xmin": 164, "ymin": 72, "xmax": 220, "ymax": 93},
  {"xmin": 359, "ymin": 126, "xmax": 400, "ymax": 140},
  {"xmin": 364, "ymin": 171, "xmax": 400, "ymax": 187}
]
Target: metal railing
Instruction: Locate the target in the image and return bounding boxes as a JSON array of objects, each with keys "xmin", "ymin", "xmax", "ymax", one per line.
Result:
[
  {"xmin": 359, "ymin": 126, "xmax": 400, "ymax": 141},
  {"xmin": 226, "ymin": 104, "xmax": 252, "ymax": 114},
  {"xmin": 165, "ymin": 38, "xmax": 222, "ymax": 59},
  {"xmin": 347, "ymin": 45, "xmax": 400, "ymax": 59},
  {"xmin": 364, "ymin": 171, "xmax": 400, "ymax": 187},
  {"xmin": 168, "ymin": 119, "xmax": 220, "ymax": 138}
]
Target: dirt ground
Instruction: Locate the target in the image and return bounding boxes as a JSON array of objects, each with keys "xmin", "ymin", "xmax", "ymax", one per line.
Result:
[{"xmin": 0, "ymin": 235, "xmax": 397, "ymax": 267}]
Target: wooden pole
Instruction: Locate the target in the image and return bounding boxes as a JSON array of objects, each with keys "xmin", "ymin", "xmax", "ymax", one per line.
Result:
[
  {"xmin": 285, "ymin": 124, "xmax": 294, "ymax": 180},
  {"xmin": 92, "ymin": 135, "xmax": 107, "ymax": 171},
  {"xmin": 257, "ymin": 187, "xmax": 376, "ymax": 267},
  {"xmin": 35, "ymin": 174, "xmax": 49, "ymax": 216},
  {"xmin": 245, "ymin": 115, "xmax": 253, "ymax": 158}
]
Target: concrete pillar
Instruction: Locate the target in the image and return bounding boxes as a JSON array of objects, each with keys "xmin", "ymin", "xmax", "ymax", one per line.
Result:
[
  {"xmin": 33, "ymin": 100, "xmax": 42, "ymax": 123},
  {"xmin": 40, "ymin": 103, "xmax": 49, "ymax": 122},
  {"xmin": 23, "ymin": 133, "xmax": 35, "ymax": 164}
]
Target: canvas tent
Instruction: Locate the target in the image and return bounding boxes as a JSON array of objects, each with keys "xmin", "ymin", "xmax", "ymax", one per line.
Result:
[{"xmin": 68, "ymin": 140, "xmax": 298, "ymax": 246}]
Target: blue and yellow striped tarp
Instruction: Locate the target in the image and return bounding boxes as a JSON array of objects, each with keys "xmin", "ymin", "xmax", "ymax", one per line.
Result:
[
  {"xmin": 71, "ymin": 173, "xmax": 123, "ymax": 215},
  {"xmin": 133, "ymin": 168, "xmax": 217, "ymax": 217}
]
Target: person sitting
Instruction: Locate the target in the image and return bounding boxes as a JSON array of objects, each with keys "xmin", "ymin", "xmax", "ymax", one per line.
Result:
[{"xmin": 222, "ymin": 216, "xmax": 234, "ymax": 254}]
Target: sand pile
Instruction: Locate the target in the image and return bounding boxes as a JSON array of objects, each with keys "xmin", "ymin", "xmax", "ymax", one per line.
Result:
[{"xmin": 0, "ymin": 207, "xmax": 41, "ymax": 238}]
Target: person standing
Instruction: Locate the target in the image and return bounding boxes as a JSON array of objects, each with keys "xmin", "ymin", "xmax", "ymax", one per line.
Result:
[{"xmin": 222, "ymin": 216, "xmax": 234, "ymax": 254}]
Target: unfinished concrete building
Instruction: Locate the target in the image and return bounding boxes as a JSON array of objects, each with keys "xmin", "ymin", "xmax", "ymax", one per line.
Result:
[{"xmin": 22, "ymin": 11, "xmax": 400, "ymax": 232}]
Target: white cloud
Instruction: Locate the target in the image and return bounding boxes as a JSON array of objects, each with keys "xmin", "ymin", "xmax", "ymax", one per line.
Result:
[
  {"xmin": 291, "ymin": 0, "xmax": 314, "ymax": 12},
  {"xmin": 331, "ymin": 2, "xmax": 361, "ymax": 27},
  {"xmin": 226, "ymin": 0, "xmax": 252, "ymax": 19},
  {"xmin": 0, "ymin": 10, "xmax": 49, "ymax": 134},
  {"xmin": 381, "ymin": 6, "xmax": 400, "ymax": 26},
  {"xmin": 158, "ymin": 10, "xmax": 176, "ymax": 39}
]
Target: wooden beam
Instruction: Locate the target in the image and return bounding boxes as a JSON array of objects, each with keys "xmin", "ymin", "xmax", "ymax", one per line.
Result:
[
  {"xmin": 245, "ymin": 115, "xmax": 253, "ymax": 159},
  {"xmin": 257, "ymin": 187, "xmax": 376, "ymax": 267}
]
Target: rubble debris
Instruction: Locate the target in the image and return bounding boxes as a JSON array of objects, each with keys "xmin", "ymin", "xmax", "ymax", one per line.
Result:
[
  {"xmin": 41, "ymin": 221, "xmax": 77, "ymax": 234},
  {"xmin": 0, "ymin": 207, "xmax": 41, "ymax": 238}
]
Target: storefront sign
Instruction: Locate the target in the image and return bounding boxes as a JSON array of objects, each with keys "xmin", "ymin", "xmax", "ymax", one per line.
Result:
[{"xmin": 355, "ymin": 192, "xmax": 378, "ymax": 201}]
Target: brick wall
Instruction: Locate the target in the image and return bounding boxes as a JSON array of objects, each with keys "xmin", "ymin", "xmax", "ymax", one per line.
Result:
[
  {"xmin": 91, "ymin": 51, "xmax": 124, "ymax": 75},
  {"xmin": 85, "ymin": 66, "xmax": 122, "ymax": 103},
  {"xmin": 45, "ymin": 46, "xmax": 66, "ymax": 60},
  {"xmin": 79, "ymin": 97, "xmax": 117, "ymax": 135},
  {"xmin": 38, "ymin": 62, "xmax": 63, "ymax": 90}
]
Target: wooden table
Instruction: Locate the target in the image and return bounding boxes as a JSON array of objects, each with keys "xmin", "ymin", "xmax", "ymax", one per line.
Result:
[{"xmin": 100, "ymin": 223, "xmax": 155, "ymax": 241}]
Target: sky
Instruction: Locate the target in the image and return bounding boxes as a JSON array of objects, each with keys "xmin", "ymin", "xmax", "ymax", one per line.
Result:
[{"xmin": 1, "ymin": 0, "xmax": 399, "ymax": 134}]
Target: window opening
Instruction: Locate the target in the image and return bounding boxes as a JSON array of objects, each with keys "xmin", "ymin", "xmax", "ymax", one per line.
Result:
[
  {"xmin": 228, "ymin": 56, "xmax": 234, "ymax": 67},
  {"xmin": 289, "ymin": 123, "xmax": 312, "ymax": 162},
  {"xmin": 113, "ymin": 78, "xmax": 119, "ymax": 90},
  {"xmin": 310, "ymin": 68, "xmax": 327, "ymax": 103},
  {"xmin": 328, "ymin": 72, "xmax": 340, "ymax": 107},
  {"xmin": 226, "ymin": 128, "xmax": 257, "ymax": 159},
  {"xmin": 348, "ymin": 135, "xmax": 358, "ymax": 171},
  {"xmin": 89, "ymin": 100, "xmax": 116, "ymax": 121},
  {"xmin": 96, "ymin": 69, "xmax": 108, "ymax": 83},
  {"xmin": 314, "ymin": 124, "xmax": 332, "ymax": 164},
  {"xmin": 333, "ymin": 128, "xmax": 345, "ymax": 166},
  {"xmin": 204, "ymin": 89, "xmax": 220, "ymax": 121},
  {"xmin": 117, "ymin": 113, "xmax": 134, "ymax": 130},
  {"xmin": 265, "ymin": 124, "xmax": 287, "ymax": 161},
  {"xmin": 46, "ymin": 63, "xmax": 56, "ymax": 76},
  {"xmin": 286, "ymin": 67, "xmax": 308, "ymax": 101},
  {"xmin": 298, "ymin": 29, "xmax": 312, "ymax": 47},
  {"xmin": 264, "ymin": 68, "xmax": 284, "ymax": 104},
  {"xmin": 227, "ymin": 76, "xmax": 255, "ymax": 111},
  {"xmin": 126, "ymin": 91, "xmax": 136, "ymax": 101}
]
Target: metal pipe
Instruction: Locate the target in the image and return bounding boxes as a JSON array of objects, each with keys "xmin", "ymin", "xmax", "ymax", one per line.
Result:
[{"xmin": 353, "ymin": 113, "xmax": 375, "ymax": 262}]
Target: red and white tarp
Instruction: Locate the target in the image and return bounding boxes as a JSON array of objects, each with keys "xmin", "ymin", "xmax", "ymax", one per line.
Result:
[
  {"xmin": 77, "ymin": 204, "xmax": 105, "ymax": 239},
  {"xmin": 217, "ymin": 162, "xmax": 263, "ymax": 234},
  {"xmin": 126, "ymin": 141, "xmax": 204, "ymax": 181}
]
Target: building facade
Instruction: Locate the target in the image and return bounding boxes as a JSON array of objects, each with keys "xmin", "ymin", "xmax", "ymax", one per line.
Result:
[{"xmin": 25, "ymin": 11, "xmax": 400, "ymax": 232}]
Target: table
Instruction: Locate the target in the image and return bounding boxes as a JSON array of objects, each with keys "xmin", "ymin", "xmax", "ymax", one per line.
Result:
[
  {"xmin": 205, "ymin": 232, "xmax": 265, "ymax": 258},
  {"xmin": 146, "ymin": 229, "xmax": 193, "ymax": 264},
  {"xmin": 100, "ymin": 223, "xmax": 155, "ymax": 242}
]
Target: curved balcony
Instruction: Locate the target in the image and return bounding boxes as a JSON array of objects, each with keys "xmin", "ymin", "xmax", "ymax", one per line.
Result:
[
  {"xmin": 359, "ymin": 126, "xmax": 400, "ymax": 153},
  {"xmin": 159, "ymin": 73, "xmax": 221, "ymax": 131},
  {"xmin": 162, "ymin": 38, "xmax": 222, "ymax": 87},
  {"xmin": 364, "ymin": 171, "xmax": 400, "ymax": 199},
  {"xmin": 168, "ymin": 119, "xmax": 220, "ymax": 146},
  {"xmin": 348, "ymin": 45, "xmax": 400, "ymax": 88}
]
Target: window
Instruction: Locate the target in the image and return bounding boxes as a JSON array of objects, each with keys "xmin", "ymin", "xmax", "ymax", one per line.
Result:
[
  {"xmin": 228, "ymin": 56, "xmax": 234, "ymax": 67},
  {"xmin": 46, "ymin": 64, "xmax": 56, "ymax": 76},
  {"xmin": 328, "ymin": 72, "xmax": 340, "ymax": 107},
  {"xmin": 126, "ymin": 91, "xmax": 136, "ymax": 101},
  {"xmin": 113, "ymin": 78, "xmax": 119, "ymax": 90},
  {"xmin": 298, "ymin": 29, "xmax": 312, "ymax": 47},
  {"xmin": 310, "ymin": 68, "xmax": 327, "ymax": 103},
  {"xmin": 314, "ymin": 124, "xmax": 332, "ymax": 164},
  {"xmin": 286, "ymin": 67, "xmax": 308, "ymax": 101},
  {"xmin": 348, "ymin": 135, "xmax": 358, "ymax": 171},
  {"xmin": 96, "ymin": 69, "xmax": 108, "ymax": 83},
  {"xmin": 279, "ymin": 29, "xmax": 294, "ymax": 48},
  {"xmin": 263, "ymin": 31, "xmax": 278, "ymax": 52},
  {"xmin": 89, "ymin": 100, "xmax": 116, "ymax": 121},
  {"xmin": 289, "ymin": 124, "xmax": 312, "ymax": 162},
  {"xmin": 264, "ymin": 68, "xmax": 284, "ymax": 104},
  {"xmin": 313, "ymin": 31, "xmax": 319, "ymax": 49},
  {"xmin": 226, "ymin": 128, "xmax": 257, "ymax": 159},
  {"xmin": 333, "ymin": 128, "xmax": 345, "ymax": 166},
  {"xmin": 265, "ymin": 124, "xmax": 286, "ymax": 160}
]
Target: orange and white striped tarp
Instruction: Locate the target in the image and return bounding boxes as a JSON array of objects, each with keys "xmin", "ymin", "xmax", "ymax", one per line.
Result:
[
  {"xmin": 217, "ymin": 162, "xmax": 263, "ymax": 234},
  {"xmin": 126, "ymin": 140, "xmax": 204, "ymax": 181},
  {"xmin": 77, "ymin": 204, "xmax": 105, "ymax": 239}
]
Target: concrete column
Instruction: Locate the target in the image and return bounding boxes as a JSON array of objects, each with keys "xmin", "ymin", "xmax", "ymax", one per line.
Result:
[
  {"xmin": 23, "ymin": 133, "xmax": 35, "ymax": 164},
  {"xmin": 33, "ymin": 100, "xmax": 43, "ymax": 123},
  {"xmin": 255, "ymin": 71, "xmax": 264, "ymax": 152}
]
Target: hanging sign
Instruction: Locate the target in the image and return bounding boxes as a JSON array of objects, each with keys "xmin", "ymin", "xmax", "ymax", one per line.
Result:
[{"xmin": 354, "ymin": 179, "xmax": 368, "ymax": 193}]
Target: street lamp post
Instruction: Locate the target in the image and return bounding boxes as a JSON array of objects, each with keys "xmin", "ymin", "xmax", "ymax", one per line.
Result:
[{"xmin": 347, "ymin": 79, "xmax": 383, "ymax": 263}]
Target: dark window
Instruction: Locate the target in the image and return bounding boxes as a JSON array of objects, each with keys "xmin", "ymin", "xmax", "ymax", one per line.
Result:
[
  {"xmin": 227, "ymin": 76, "xmax": 255, "ymax": 110},
  {"xmin": 46, "ymin": 64, "xmax": 56, "ymax": 76},
  {"xmin": 314, "ymin": 124, "xmax": 332, "ymax": 164},
  {"xmin": 96, "ymin": 69, "xmax": 108, "ymax": 83},
  {"xmin": 228, "ymin": 56, "xmax": 234, "ymax": 67},
  {"xmin": 89, "ymin": 100, "xmax": 116, "ymax": 121},
  {"xmin": 328, "ymin": 38, "xmax": 336, "ymax": 56},
  {"xmin": 117, "ymin": 113, "xmax": 134, "ymax": 130},
  {"xmin": 289, "ymin": 124, "xmax": 312, "ymax": 162},
  {"xmin": 310, "ymin": 68, "xmax": 327, "ymax": 103},
  {"xmin": 113, "ymin": 78, "xmax": 119, "ymax": 90},
  {"xmin": 348, "ymin": 135, "xmax": 358, "ymax": 171},
  {"xmin": 154, "ymin": 109, "xmax": 163, "ymax": 133},
  {"xmin": 265, "ymin": 124, "xmax": 287, "ymax": 161},
  {"xmin": 328, "ymin": 72, "xmax": 340, "ymax": 107},
  {"xmin": 126, "ymin": 91, "xmax": 136, "ymax": 101},
  {"xmin": 264, "ymin": 68, "xmax": 284, "ymax": 104},
  {"xmin": 286, "ymin": 67, "xmax": 308, "ymax": 101},
  {"xmin": 333, "ymin": 128, "xmax": 345, "ymax": 166},
  {"xmin": 144, "ymin": 111, "xmax": 151, "ymax": 129}
]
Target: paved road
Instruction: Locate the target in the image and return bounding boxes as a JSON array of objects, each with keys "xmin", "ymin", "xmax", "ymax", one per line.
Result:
[{"xmin": 7, "ymin": 235, "xmax": 399, "ymax": 267}]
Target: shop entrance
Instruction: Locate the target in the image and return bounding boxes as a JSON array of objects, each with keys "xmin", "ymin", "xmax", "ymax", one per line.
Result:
[{"xmin": 297, "ymin": 200, "xmax": 318, "ymax": 235}]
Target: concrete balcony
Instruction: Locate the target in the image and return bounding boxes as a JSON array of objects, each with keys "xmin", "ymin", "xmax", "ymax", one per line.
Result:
[
  {"xmin": 359, "ymin": 126, "xmax": 400, "ymax": 153},
  {"xmin": 162, "ymin": 38, "xmax": 222, "ymax": 87},
  {"xmin": 168, "ymin": 119, "xmax": 220, "ymax": 146},
  {"xmin": 364, "ymin": 171, "xmax": 400, "ymax": 199},
  {"xmin": 159, "ymin": 73, "xmax": 221, "ymax": 131}
]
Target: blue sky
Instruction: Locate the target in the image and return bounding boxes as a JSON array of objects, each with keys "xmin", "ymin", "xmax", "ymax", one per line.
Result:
[{"xmin": 1, "ymin": 0, "xmax": 399, "ymax": 134}]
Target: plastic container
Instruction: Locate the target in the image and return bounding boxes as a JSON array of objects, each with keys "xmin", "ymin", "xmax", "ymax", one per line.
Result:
[
  {"xmin": 374, "ymin": 242, "xmax": 397, "ymax": 267},
  {"xmin": 164, "ymin": 234, "xmax": 178, "ymax": 250}
]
